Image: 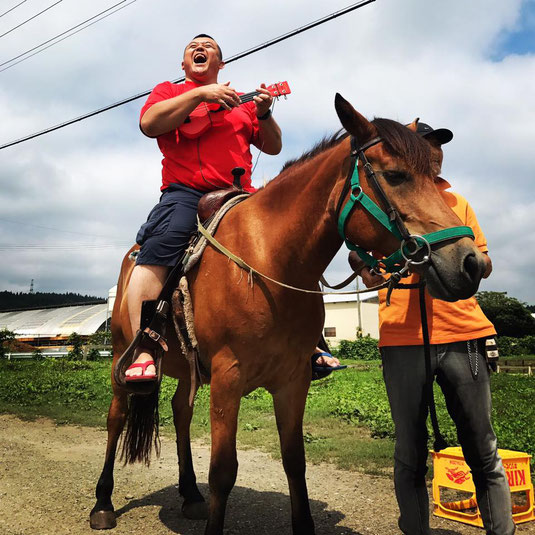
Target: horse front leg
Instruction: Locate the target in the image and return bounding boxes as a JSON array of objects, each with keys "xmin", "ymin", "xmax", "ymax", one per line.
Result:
[
  {"xmin": 273, "ymin": 378, "xmax": 315, "ymax": 534},
  {"xmin": 171, "ymin": 379, "xmax": 208, "ymax": 519},
  {"xmin": 204, "ymin": 356, "xmax": 243, "ymax": 535},
  {"xmin": 90, "ymin": 386, "xmax": 128, "ymax": 529}
]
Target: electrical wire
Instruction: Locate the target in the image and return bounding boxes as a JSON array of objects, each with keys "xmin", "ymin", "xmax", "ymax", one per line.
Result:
[
  {"xmin": 0, "ymin": 0, "xmax": 136, "ymax": 73},
  {"xmin": 0, "ymin": 0, "xmax": 62, "ymax": 40},
  {"xmin": 0, "ymin": 0, "xmax": 129, "ymax": 68},
  {"xmin": 0, "ymin": 243, "xmax": 131, "ymax": 251},
  {"xmin": 0, "ymin": 216, "xmax": 130, "ymax": 240},
  {"xmin": 0, "ymin": 0, "xmax": 30, "ymax": 19},
  {"xmin": 0, "ymin": 0, "xmax": 376, "ymax": 151}
]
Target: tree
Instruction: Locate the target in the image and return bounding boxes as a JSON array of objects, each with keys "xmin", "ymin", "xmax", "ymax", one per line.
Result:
[
  {"xmin": 0, "ymin": 328, "xmax": 16, "ymax": 358},
  {"xmin": 476, "ymin": 291, "xmax": 535, "ymax": 337},
  {"xmin": 67, "ymin": 332, "xmax": 84, "ymax": 360}
]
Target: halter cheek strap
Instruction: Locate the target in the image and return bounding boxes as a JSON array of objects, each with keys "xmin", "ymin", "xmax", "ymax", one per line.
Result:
[{"xmin": 336, "ymin": 135, "xmax": 475, "ymax": 274}]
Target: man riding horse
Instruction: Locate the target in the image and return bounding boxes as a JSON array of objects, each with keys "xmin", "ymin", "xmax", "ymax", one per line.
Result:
[{"xmin": 124, "ymin": 34, "xmax": 340, "ymax": 385}]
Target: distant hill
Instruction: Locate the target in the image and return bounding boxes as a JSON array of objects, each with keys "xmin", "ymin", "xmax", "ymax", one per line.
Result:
[{"xmin": 0, "ymin": 291, "xmax": 106, "ymax": 311}]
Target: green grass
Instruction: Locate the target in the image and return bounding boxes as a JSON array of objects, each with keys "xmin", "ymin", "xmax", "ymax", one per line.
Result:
[
  {"xmin": 499, "ymin": 354, "xmax": 535, "ymax": 361},
  {"xmin": 1, "ymin": 357, "xmax": 534, "ymax": 473}
]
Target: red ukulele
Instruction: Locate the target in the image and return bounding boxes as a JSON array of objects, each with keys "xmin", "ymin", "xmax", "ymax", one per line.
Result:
[{"xmin": 179, "ymin": 81, "xmax": 291, "ymax": 139}]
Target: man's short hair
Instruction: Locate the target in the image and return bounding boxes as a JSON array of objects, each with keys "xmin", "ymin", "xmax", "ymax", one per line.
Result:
[{"xmin": 186, "ymin": 34, "xmax": 223, "ymax": 60}]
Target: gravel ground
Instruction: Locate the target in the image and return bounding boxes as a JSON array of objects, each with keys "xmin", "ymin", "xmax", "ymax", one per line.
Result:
[{"xmin": 0, "ymin": 414, "xmax": 533, "ymax": 535}]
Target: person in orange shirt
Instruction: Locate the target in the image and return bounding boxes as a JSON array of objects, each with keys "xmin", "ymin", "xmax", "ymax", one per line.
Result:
[{"xmin": 349, "ymin": 122, "xmax": 515, "ymax": 535}]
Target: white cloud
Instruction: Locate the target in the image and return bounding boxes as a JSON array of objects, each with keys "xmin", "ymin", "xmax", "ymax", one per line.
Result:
[{"xmin": 0, "ymin": 0, "xmax": 533, "ymax": 304}]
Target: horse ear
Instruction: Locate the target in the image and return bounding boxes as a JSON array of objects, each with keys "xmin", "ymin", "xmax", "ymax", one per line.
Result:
[
  {"xmin": 335, "ymin": 93, "xmax": 375, "ymax": 143},
  {"xmin": 407, "ymin": 118, "xmax": 420, "ymax": 132}
]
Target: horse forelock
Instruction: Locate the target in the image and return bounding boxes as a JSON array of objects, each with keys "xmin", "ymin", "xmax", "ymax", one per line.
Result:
[{"xmin": 371, "ymin": 118, "xmax": 433, "ymax": 176}]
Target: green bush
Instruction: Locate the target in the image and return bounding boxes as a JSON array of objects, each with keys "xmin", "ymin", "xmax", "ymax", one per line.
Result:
[
  {"xmin": 85, "ymin": 348, "xmax": 101, "ymax": 361},
  {"xmin": 336, "ymin": 336, "xmax": 380, "ymax": 361},
  {"xmin": 498, "ymin": 335, "xmax": 535, "ymax": 357}
]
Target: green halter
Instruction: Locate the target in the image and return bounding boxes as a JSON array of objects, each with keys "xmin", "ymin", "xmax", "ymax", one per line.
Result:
[{"xmin": 337, "ymin": 136, "xmax": 475, "ymax": 273}]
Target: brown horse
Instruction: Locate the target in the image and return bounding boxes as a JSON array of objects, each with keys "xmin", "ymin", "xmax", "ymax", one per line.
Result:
[{"xmin": 90, "ymin": 95, "xmax": 487, "ymax": 534}]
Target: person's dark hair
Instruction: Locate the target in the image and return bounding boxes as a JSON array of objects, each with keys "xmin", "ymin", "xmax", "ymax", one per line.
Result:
[{"xmin": 185, "ymin": 34, "xmax": 223, "ymax": 60}]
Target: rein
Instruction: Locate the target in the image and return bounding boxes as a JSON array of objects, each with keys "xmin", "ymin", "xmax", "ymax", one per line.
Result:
[{"xmin": 197, "ymin": 217, "xmax": 389, "ymax": 296}]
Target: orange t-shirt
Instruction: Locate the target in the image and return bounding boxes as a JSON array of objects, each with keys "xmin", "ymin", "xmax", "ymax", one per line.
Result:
[{"xmin": 378, "ymin": 187, "xmax": 496, "ymax": 347}]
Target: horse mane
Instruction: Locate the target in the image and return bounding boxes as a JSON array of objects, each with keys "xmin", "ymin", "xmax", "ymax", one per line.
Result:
[
  {"xmin": 280, "ymin": 118, "xmax": 432, "ymax": 176},
  {"xmin": 280, "ymin": 129, "xmax": 349, "ymax": 172}
]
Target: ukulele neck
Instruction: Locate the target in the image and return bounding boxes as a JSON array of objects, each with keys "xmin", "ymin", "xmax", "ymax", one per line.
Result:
[{"xmin": 239, "ymin": 91, "xmax": 261, "ymax": 104}]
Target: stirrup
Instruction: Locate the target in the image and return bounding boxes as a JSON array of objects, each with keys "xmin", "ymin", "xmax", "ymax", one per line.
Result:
[{"xmin": 113, "ymin": 300, "xmax": 169, "ymax": 395}]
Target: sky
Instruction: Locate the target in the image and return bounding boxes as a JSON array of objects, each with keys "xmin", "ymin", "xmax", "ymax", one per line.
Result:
[{"xmin": 0, "ymin": 0, "xmax": 534, "ymax": 303}]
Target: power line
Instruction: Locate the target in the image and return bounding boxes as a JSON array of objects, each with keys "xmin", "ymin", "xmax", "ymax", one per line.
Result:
[
  {"xmin": 0, "ymin": 243, "xmax": 131, "ymax": 251},
  {"xmin": 0, "ymin": 0, "xmax": 376, "ymax": 151},
  {"xmin": 0, "ymin": 0, "xmax": 31, "ymax": 20},
  {"xmin": 0, "ymin": 216, "xmax": 129, "ymax": 240},
  {"xmin": 0, "ymin": 0, "xmax": 62, "ymax": 40},
  {"xmin": 0, "ymin": 0, "xmax": 129, "ymax": 69},
  {"xmin": 0, "ymin": 0, "xmax": 136, "ymax": 73}
]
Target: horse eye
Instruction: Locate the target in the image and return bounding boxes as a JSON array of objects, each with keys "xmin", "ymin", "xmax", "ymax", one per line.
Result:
[{"xmin": 382, "ymin": 171, "xmax": 409, "ymax": 185}]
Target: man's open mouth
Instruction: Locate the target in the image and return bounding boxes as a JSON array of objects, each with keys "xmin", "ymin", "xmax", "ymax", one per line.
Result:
[{"xmin": 194, "ymin": 53, "xmax": 207, "ymax": 64}]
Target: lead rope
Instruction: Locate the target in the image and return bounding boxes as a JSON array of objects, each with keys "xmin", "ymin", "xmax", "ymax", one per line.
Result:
[
  {"xmin": 384, "ymin": 277, "xmax": 448, "ymax": 452},
  {"xmin": 418, "ymin": 282, "xmax": 448, "ymax": 452}
]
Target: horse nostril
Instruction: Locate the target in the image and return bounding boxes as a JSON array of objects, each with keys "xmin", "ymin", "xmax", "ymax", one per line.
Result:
[{"xmin": 463, "ymin": 253, "xmax": 481, "ymax": 282}]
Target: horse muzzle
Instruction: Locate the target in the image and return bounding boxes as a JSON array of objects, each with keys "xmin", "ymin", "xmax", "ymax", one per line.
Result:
[{"xmin": 423, "ymin": 242, "xmax": 486, "ymax": 302}]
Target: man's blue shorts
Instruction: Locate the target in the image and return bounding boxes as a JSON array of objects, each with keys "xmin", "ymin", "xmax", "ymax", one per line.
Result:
[{"xmin": 135, "ymin": 184, "xmax": 205, "ymax": 267}]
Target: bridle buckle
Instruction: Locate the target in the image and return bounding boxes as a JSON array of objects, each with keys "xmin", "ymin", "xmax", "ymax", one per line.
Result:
[{"xmin": 400, "ymin": 234, "xmax": 432, "ymax": 265}]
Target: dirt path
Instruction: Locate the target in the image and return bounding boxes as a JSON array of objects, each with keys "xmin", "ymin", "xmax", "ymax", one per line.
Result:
[{"xmin": 0, "ymin": 414, "xmax": 533, "ymax": 535}]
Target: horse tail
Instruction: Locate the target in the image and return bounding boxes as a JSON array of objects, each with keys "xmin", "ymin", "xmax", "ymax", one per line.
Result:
[{"xmin": 120, "ymin": 386, "xmax": 161, "ymax": 466}]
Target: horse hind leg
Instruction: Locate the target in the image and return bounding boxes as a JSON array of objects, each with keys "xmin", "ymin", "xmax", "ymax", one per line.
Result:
[
  {"xmin": 273, "ymin": 380, "xmax": 315, "ymax": 534},
  {"xmin": 172, "ymin": 379, "xmax": 208, "ymax": 519},
  {"xmin": 89, "ymin": 388, "xmax": 128, "ymax": 529}
]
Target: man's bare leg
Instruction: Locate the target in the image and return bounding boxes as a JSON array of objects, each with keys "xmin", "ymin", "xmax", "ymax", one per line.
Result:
[{"xmin": 125, "ymin": 264, "xmax": 169, "ymax": 378}]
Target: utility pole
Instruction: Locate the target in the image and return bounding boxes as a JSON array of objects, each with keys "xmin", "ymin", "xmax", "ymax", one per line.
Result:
[{"xmin": 356, "ymin": 276, "xmax": 363, "ymax": 338}]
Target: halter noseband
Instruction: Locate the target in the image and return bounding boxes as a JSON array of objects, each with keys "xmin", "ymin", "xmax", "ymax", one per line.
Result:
[{"xmin": 336, "ymin": 135, "xmax": 475, "ymax": 274}]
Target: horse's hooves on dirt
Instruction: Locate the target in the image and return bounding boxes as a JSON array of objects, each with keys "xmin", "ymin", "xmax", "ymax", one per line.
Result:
[
  {"xmin": 182, "ymin": 500, "xmax": 209, "ymax": 520},
  {"xmin": 89, "ymin": 510, "xmax": 117, "ymax": 530}
]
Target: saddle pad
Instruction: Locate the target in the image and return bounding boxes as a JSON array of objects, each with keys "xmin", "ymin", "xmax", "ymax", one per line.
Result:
[{"xmin": 183, "ymin": 193, "xmax": 249, "ymax": 274}]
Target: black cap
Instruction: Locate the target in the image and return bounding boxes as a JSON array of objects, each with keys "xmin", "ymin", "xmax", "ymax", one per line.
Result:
[{"xmin": 416, "ymin": 122, "xmax": 453, "ymax": 145}]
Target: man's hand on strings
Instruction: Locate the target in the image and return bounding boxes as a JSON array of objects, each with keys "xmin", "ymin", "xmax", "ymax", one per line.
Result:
[
  {"xmin": 348, "ymin": 251, "xmax": 385, "ymax": 289},
  {"xmin": 253, "ymin": 83, "xmax": 273, "ymax": 117},
  {"xmin": 198, "ymin": 82, "xmax": 240, "ymax": 110}
]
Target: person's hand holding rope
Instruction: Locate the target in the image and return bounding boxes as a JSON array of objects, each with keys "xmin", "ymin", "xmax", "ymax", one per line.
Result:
[{"xmin": 348, "ymin": 251, "xmax": 385, "ymax": 288}]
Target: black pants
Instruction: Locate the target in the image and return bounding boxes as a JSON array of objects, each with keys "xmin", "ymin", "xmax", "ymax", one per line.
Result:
[{"xmin": 381, "ymin": 341, "xmax": 515, "ymax": 535}]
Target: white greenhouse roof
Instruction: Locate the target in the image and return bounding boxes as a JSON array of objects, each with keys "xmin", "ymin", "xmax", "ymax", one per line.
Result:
[{"xmin": 0, "ymin": 304, "xmax": 109, "ymax": 337}]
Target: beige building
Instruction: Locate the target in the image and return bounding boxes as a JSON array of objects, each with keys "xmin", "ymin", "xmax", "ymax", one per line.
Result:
[{"xmin": 323, "ymin": 292, "xmax": 379, "ymax": 345}]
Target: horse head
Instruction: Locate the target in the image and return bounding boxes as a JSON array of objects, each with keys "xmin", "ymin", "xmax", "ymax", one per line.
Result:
[{"xmin": 333, "ymin": 94, "xmax": 486, "ymax": 301}]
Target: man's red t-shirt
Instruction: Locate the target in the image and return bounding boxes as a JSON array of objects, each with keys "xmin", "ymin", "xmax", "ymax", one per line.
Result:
[{"xmin": 140, "ymin": 80, "xmax": 260, "ymax": 192}]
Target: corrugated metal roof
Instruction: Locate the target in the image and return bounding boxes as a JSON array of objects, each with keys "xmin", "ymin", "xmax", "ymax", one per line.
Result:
[{"xmin": 0, "ymin": 304, "xmax": 109, "ymax": 337}]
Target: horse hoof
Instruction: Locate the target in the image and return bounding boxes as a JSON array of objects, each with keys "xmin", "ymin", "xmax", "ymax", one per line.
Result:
[
  {"xmin": 182, "ymin": 500, "xmax": 209, "ymax": 520},
  {"xmin": 89, "ymin": 510, "xmax": 117, "ymax": 530}
]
